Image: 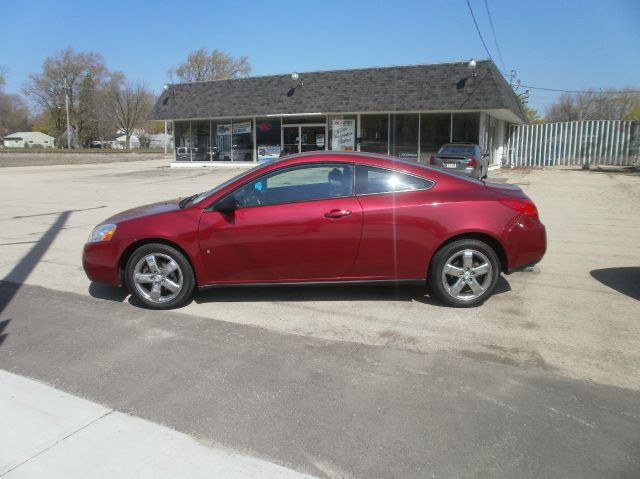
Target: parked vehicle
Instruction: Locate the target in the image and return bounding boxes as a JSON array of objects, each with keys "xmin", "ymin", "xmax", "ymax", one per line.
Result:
[
  {"xmin": 430, "ymin": 143, "xmax": 489, "ymax": 179},
  {"xmin": 83, "ymin": 152, "xmax": 546, "ymax": 309},
  {"xmin": 176, "ymin": 147, "xmax": 198, "ymax": 161}
]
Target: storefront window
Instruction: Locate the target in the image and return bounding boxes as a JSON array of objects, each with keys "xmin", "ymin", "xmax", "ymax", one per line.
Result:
[
  {"xmin": 390, "ymin": 114, "xmax": 418, "ymax": 160},
  {"xmin": 452, "ymin": 113, "xmax": 480, "ymax": 144},
  {"xmin": 232, "ymin": 118, "xmax": 253, "ymax": 161},
  {"xmin": 420, "ymin": 113, "xmax": 451, "ymax": 161},
  {"xmin": 212, "ymin": 121, "xmax": 232, "ymax": 160},
  {"xmin": 256, "ymin": 117, "xmax": 282, "ymax": 162},
  {"xmin": 360, "ymin": 114, "xmax": 388, "ymax": 154},
  {"xmin": 328, "ymin": 115, "xmax": 357, "ymax": 152},
  {"xmin": 174, "ymin": 121, "xmax": 192, "ymax": 161},
  {"xmin": 191, "ymin": 120, "xmax": 210, "ymax": 161}
]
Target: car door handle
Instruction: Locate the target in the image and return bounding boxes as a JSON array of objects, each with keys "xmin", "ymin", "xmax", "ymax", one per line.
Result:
[{"xmin": 324, "ymin": 209, "xmax": 352, "ymax": 219}]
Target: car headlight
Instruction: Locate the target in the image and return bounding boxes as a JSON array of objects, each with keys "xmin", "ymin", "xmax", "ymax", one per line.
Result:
[{"xmin": 88, "ymin": 224, "xmax": 117, "ymax": 243}]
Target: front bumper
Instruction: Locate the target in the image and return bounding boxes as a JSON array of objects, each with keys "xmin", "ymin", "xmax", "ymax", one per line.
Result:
[{"xmin": 82, "ymin": 241, "xmax": 121, "ymax": 285}]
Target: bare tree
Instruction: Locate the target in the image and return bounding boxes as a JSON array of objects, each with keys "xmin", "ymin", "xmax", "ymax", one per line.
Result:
[
  {"xmin": 0, "ymin": 93, "xmax": 31, "ymax": 137},
  {"xmin": 22, "ymin": 48, "xmax": 110, "ymax": 145},
  {"xmin": 110, "ymin": 81, "xmax": 154, "ymax": 149},
  {"xmin": 545, "ymin": 88, "xmax": 640, "ymax": 122},
  {"xmin": 169, "ymin": 48, "xmax": 251, "ymax": 82}
]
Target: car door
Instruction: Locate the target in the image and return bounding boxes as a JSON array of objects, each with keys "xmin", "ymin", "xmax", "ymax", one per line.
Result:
[
  {"xmin": 350, "ymin": 164, "xmax": 440, "ymax": 280},
  {"xmin": 198, "ymin": 163, "xmax": 363, "ymax": 283}
]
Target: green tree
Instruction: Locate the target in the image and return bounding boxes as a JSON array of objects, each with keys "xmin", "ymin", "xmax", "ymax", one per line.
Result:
[
  {"xmin": 169, "ymin": 48, "xmax": 251, "ymax": 82},
  {"xmin": 522, "ymin": 104, "xmax": 544, "ymax": 124}
]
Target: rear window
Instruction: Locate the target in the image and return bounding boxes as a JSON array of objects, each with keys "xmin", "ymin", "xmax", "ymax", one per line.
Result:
[
  {"xmin": 355, "ymin": 165, "xmax": 434, "ymax": 195},
  {"xmin": 439, "ymin": 145, "xmax": 476, "ymax": 156}
]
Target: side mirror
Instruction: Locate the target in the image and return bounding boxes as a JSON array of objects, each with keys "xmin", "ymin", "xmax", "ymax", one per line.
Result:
[{"xmin": 214, "ymin": 195, "xmax": 238, "ymax": 214}]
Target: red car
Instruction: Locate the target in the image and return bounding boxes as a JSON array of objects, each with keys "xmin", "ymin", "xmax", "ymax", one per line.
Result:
[{"xmin": 83, "ymin": 152, "xmax": 546, "ymax": 309}]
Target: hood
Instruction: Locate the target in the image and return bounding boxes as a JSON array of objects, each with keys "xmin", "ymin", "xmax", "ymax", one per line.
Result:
[{"xmin": 105, "ymin": 198, "xmax": 182, "ymax": 224}]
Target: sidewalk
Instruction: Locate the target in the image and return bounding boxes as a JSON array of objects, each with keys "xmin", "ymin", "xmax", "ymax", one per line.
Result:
[{"xmin": 0, "ymin": 370, "xmax": 316, "ymax": 478}]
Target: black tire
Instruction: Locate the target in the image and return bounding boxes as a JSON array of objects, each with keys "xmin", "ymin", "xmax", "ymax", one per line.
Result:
[
  {"xmin": 125, "ymin": 243, "xmax": 195, "ymax": 310},
  {"xmin": 428, "ymin": 239, "xmax": 500, "ymax": 307}
]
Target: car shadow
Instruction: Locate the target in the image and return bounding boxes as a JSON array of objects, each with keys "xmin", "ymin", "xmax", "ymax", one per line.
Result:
[
  {"xmin": 192, "ymin": 276, "xmax": 512, "ymax": 307},
  {"xmin": 88, "ymin": 282, "xmax": 130, "ymax": 302},
  {"xmin": 590, "ymin": 267, "xmax": 640, "ymax": 301},
  {"xmin": 86, "ymin": 276, "xmax": 512, "ymax": 309}
]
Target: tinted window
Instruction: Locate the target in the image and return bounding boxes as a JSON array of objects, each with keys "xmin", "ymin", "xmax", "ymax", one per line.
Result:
[
  {"xmin": 438, "ymin": 145, "xmax": 477, "ymax": 156},
  {"xmin": 355, "ymin": 165, "xmax": 434, "ymax": 195},
  {"xmin": 234, "ymin": 164, "xmax": 354, "ymax": 208}
]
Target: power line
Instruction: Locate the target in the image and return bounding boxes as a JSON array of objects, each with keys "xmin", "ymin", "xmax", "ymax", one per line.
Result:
[
  {"xmin": 465, "ymin": 0, "xmax": 495, "ymax": 65},
  {"xmin": 519, "ymin": 84, "xmax": 640, "ymax": 94},
  {"xmin": 483, "ymin": 0, "xmax": 506, "ymax": 72}
]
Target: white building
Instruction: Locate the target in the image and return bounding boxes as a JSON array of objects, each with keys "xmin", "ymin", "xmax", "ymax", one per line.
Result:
[{"xmin": 3, "ymin": 132, "xmax": 55, "ymax": 148}]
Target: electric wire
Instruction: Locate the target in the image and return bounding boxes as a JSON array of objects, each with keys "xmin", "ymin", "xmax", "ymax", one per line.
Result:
[
  {"xmin": 465, "ymin": 0, "xmax": 495, "ymax": 65},
  {"xmin": 483, "ymin": 0, "xmax": 506, "ymax": 73}
]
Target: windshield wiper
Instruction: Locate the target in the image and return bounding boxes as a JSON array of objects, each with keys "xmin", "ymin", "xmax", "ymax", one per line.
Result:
[{"xmin": 179, "ymin": 193, "xmax": 199, "ymax": 209}]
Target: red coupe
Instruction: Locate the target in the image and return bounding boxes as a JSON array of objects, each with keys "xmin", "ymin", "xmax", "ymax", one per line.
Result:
[{"xmin": 83, "ymin": 152, "xmax": 546, "ymax": 309}]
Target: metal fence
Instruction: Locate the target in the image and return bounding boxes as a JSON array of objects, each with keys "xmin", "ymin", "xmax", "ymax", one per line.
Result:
[{"xmin": 506, "ymin": 120, "xmax": 639, "ymax": 167}]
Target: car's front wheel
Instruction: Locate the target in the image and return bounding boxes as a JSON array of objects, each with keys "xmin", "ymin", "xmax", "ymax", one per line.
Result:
[
  {"xmin": 428, "ymin": 239, "xmax": 500, "ymax": 307},
  {"xmin": 125, "ymin": 243, "xmax": 195, "ymax": 309}
]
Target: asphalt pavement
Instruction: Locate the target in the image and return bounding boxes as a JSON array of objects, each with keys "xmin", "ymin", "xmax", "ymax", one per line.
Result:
[{"xmin": 1, "ymin": 282, "xmax": 639, "ymax": 478}]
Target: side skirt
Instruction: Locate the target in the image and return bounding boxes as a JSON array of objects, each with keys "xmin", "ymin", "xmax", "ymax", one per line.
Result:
[{"xmin": 198, "ymin": 279, "xmax": 425, "ymax": 290}]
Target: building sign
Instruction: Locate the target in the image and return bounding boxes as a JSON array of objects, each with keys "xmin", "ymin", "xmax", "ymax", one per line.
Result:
[
  {"xmin": 331, "ymin": 119, "xmax": 355, "ymax": 151},
  {"xmin": 216, "ymin": 122, "xmax": 252, "ymax": 136},
  {"xmin": 258, "ymin": 145, "xmax": 281, "ymax": 162},
  {"xmin": 233, "ymin": 121, "xmax": 252, "ymax": 135},
  {"xmin": 217, "ymin": 124, "xmax": 231, "ymax": 135}
]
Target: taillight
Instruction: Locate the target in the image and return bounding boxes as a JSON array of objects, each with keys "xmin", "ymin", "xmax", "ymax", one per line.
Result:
[
  {"xmin": 430, "ymin": 155, "xmax": 436, "ymax": 165},
  {"xmin": 500, "ymin": 199, "xmax": 539, "ymax": 219},
  {"xmin": 467, "ymin": 157, "xmax": 477, "ymax": 167}
]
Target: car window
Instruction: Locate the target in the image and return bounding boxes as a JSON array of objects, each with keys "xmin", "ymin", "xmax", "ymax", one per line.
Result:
[
  {"xmin": 438, "ymin": 145, "xmax": 476, "ymax": 156},
  {"xmin": 355, "ymin": 165, "xmax": 434, "ymax": 195},
  {"xmin": 233, "ymin": 163, "xmax": 354, "ymax": 208}
]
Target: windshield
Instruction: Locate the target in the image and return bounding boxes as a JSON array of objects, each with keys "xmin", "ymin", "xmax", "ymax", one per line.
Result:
[
  {"xmin": 184, "ymin": 162, "xmax": 271, "ymax": 208},
  {"xmin": 438, "ymin": 145, "xmax": 476, "ymax": 156}
]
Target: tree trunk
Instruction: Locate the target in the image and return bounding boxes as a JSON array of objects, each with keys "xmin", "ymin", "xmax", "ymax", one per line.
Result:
[{"xmin": 126, "ymin": 133, "xmax": 130, "ymax": 150}]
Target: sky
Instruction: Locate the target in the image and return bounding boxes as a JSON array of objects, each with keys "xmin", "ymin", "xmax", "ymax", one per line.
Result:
[{"xmin": 1, "ymin": 0, "xmax": 639, "ymax": 115}]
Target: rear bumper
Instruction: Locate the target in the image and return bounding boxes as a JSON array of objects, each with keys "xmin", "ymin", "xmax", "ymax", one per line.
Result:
[{"xmin": 505, "ymin": 217, "xmax": 547, "ymax": 273}]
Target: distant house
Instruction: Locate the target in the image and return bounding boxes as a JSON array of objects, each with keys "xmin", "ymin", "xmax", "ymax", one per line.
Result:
[
  {"xmin": 3, "ymin": 131, "xmax": 55, "ymax": 148},
  {"xmin": 149, "ymin": 133, "xmax": 173, "ymax": 149}
]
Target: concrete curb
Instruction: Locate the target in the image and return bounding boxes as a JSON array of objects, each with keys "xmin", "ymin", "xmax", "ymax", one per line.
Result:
[{"xmin": 0, "ymin": 370, "xmax": 316, "ymax": 479}]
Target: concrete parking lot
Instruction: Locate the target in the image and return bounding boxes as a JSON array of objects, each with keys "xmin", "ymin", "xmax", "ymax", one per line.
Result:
[
  {"xmin": 0, "ymin": 159, "xmax": 639, "ymax": 477},
  {"xmin": 0, "ymin": 159, "xmax": 638, "ymax": 389}
]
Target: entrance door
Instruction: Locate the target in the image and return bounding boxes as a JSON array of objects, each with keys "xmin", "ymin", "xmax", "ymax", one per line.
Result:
[
  {"xmin": 301, "ymin": 125, "xmax": 326, "ymax": 152},
  {"xmin": 282, "ymin": 126, "xmax": 299, "ymax": 156},
  {"xmin": 282, "ymin": 125, "xmax": 327, "ymax": 155}
]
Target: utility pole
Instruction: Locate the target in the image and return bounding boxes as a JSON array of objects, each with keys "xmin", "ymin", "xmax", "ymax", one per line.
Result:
[{"xmin": 64, "ymin": 76, "xmax": 72, "ymax": 149}]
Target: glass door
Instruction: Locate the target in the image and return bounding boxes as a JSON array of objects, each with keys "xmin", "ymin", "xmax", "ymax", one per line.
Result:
[
  {"xmin": 282, "ymin": 126, "xmax": 300, "ymax": 156},
  {"xmin": 282, "ymin": 124, "xmax": 327, "ymax": 155},
  {"xmin": 301, "ymin": 125, "xmax": 326, "ymax": 152}
]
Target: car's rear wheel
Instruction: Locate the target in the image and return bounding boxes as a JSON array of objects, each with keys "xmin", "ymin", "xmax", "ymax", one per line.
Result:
[
  {"xmin": 125, "ymin": 243, "xmax": 195, "ymax": 310},
  {"xmin": 428, "ymin": 239, "xmax": 499, "ymax": 307}
]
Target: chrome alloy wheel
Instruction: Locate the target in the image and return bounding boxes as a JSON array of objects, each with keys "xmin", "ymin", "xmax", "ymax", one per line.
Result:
[
  {"xmin": 441, "ymin": 249, "xmax": 493, "ymax": 302},
  {"xmin": 132, "ymin": 253, "xmax": 183, "ymax": 304}
]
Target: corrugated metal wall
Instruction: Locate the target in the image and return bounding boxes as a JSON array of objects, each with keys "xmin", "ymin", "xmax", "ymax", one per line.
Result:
[{"xmin": 506, "ymin": 120, "xmax": 639, "ymax": 167}]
